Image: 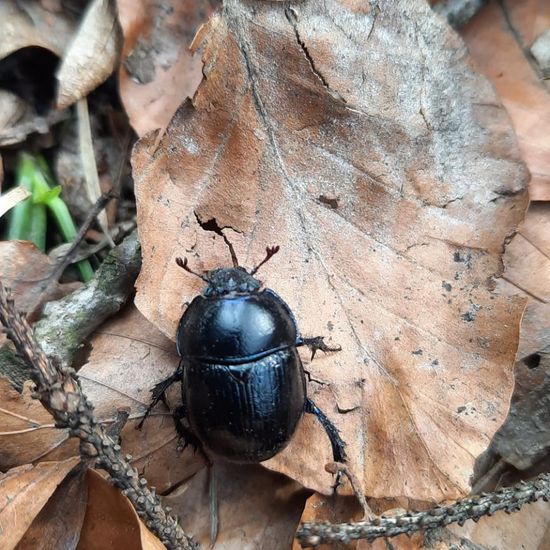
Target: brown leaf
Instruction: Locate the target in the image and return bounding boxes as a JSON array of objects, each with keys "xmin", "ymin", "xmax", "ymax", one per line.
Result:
[
  {"xmin": 445, "ymin": 499, "xmax": 550, "ymax": 549},
  {"xmin": 132, "ymin": 0, "xmax": 527, "ymax": 500},
  {"xmin": 461, "ymin": 1, "xmax": 550, "ymax": 200},
  {"xmin": 0, "ymin": 241, "xmax": 78, "ymax": 328},
  {"xmin": 117, "ymin": 0, "xmax": 219, "ymax": 137},
  {"xmin": 0, "ymin": 457, "xmax": 80, "ymax": 549},
  {"xmin": 16, "ymin": 465, "xmax": 88, "ymax": 550},
  {"xmin": 0, "ymin": 306, "xmax": 203, "ymax": 492},
  {"xmin": 77, "ymin": 469, "xmax": 164, "ymax": 550},
  {"xmin": 294, "ymin": 492, "xmax": 426, "ymax": 550},
  {"xmin": 56, "ymin": 0, "xmax": 123, "ymax": 110},
  {"xmin": 0, "ymin": 379, "xmax": 74, "ymax": 470},
  {"xmin": 497, "ymin": 203, "xmax": 550, "ymax": 360},
  {"xmin": 165, "ymin": 463, "xmax": 307, "ymax": 549}
]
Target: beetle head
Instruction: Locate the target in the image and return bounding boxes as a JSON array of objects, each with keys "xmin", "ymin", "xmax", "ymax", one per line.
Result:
[{"xmin": 176, "ymin": 245, "xmax": 280, "ymax": 297}]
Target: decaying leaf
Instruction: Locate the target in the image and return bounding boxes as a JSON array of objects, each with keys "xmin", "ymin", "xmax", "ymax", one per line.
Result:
[
  {"xmin": 56, "ymin": 0, "xmax": 122, "ymax": 110},
  {"xmin": 0, "ymin": 305, "xmax": 203, "ymax": 492},
  {"xmin": 77, "ymin": 469, "xmax": 164, "ymax": 550},
  {"xmin": 0, "ymin": 457, "xmax": 79, "ymax": 549},
  {"xmin": 132, "ymin": 0, "xmax": 527, "ymax": 500},
  {"xmin": 461, "ymin": 0, "xmax": 550, "ymax": 200},
  {"xmin": 0, "ymin": 378, "xmax": 74, "ymax": 470},
  {"xmin": 16, "ymin": 465, "xmax": 88, "ymax": 550},
  {"xmin": 117, "ymin": 0, "xmax": 219, "ymax": 136},
  {"xmin": 0, "ymin": 241, "xmax": 78, "ymax": 342},
  {"xmin": 444, "ymin": 499, "xmax": 550, "ymax": 549},
  {"xmin": 498, "ymin": 202, "xmax": 550, "ymax": 360},
  {"xmin": 165, "ymin": 462, "xmax": 307, "ymax": 549}
]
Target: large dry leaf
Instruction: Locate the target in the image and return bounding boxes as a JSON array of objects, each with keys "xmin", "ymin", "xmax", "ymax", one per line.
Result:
[
  {"xmin": 77, "ymin": 469, "xmax": 164, "ymax": 550},
  {"xmin": 0, "ymin": 306, "xmax": 203, "ymax": 492},
  {"xmin": 461, "ymin": 0, "xmax": 550, "ymax": 200},
  {"xmin": 132, "ymin": 0, "xmax": 528, "ymax": 499},
  {"xmin": 117, "ymin": 0, "xmax": 219, "ymax": 137},
  {"xmin": 16, "ymin": 465, "xmax": 88, "ymax": 550},
  {"xmin": 56, "ymin": 0, "xmax": 122, "ymax": 110},
  {"xmin": 0, "ymin": 457, "xmax": 79, "ymax": 550},
  {"xmin": 165, "ymin": 463, "xmax": 307, "ymax": 549}
]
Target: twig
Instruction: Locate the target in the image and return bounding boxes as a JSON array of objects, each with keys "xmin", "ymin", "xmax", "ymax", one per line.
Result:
[
  {"xmin": 49, "ymin": 190, "xmax": 117, "ymax": 284},
  {"xmin": 0, "ymin": 282, "xmax": 199, "ymax": 550},
  {"xmin": 296, "ymin": 473, "xmax": 550, "ymax": 547},
  {"xmin": 325, "ymin": 462, "xmax": 374, "ymax": 520},
  {"xmin": 0, "ymin": 230, "xmax": 141, "ymax": 388}
]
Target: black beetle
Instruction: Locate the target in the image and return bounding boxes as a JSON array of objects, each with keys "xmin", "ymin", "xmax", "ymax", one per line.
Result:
[{"xmin": 139, "ymin": 243, "xmax": 346, "ymax": 465}]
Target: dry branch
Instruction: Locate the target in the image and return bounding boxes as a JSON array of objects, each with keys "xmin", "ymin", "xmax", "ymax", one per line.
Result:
[
  {"xmin": 0, "ymin": 281, "xmax": 198, "ymax": 550},
  {"xmin": 296, "ymin": 473, "xmax": 550, "ymax": 546}
]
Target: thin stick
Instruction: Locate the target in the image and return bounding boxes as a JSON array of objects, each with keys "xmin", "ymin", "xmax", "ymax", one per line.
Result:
[
  {"xmin": 0, "ymin": 282, "xmax": 199, "ymax": 550},
  {"xmin": 296, "ymin": 473, "xmax": 550, "ymax": 547}
]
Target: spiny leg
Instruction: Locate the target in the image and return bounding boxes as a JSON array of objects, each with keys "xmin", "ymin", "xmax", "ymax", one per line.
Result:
[
  {"xmin": 305, "ymin": 398, "xmax": 346, "ymax": 463},
  {"xmin": 297, "ymin": 336, "xmax": 342, "ymax": 360},
  {"xmin": 173, "ymin": 405, "xmax": 211, "ymax": 465},
  {"xmin": 136, "ymin": 363, "xmax": 183, "ymax": 429}
]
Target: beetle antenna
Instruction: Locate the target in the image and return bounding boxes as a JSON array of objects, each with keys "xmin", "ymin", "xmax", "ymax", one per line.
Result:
[
  {"xmin": 250, "ymin": 245, "xmax": 280, "ymax": 275},
  {"xmin": 176, "ymin": 257, "xmax": 210, "ymax": 282},
  {"xmin": 223, "ymin": 237, "xmax": 239, "ymax": 268}
]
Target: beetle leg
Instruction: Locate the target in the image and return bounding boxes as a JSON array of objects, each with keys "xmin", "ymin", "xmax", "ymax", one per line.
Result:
[
  {"xmin": 173, "ymin": 405, "xmax": 211, "ymax": 465},
  {"xmin": 304, "ymin": 398, "xmax": 346, "ymax": 463},
  {"xmin": 297, "ymin": 336, "xmax": 342, "ymax": 360},
  {"xmin": 136, "ymin": 365, "xmax": 183, "ymax": 429}
]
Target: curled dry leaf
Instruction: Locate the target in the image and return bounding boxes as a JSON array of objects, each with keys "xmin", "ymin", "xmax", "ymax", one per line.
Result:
[
  {"xmin": 132, "ymin": 0, "xmax": 528, "ymax": 500},
  {"xmin": 165, "ymin": 463, "xmax": 307, "ymax": 549},
  {"xmin": 56, "ymin": 0, "xmax": 122, "ymax": 110},
  {"xmin": 16, "ymin": 465, "xmax": 88, "ymax": 550},
  {"xmin": 117, "ymin": 0, "xmax": 219, "ymax": 136},
  {"xmin": 0, "ymin": 306, "xmax": 203, "ymax": 492},
  {"xmin": 77, "ymin": 469, "xmax": 164, "ymax": 550},
  {"xmin": 0, "ymin": 0, "xmax": 73, "ymax": 59},
  {"xmin": 461, "ymin": 0, "xmax": 550, "ymax": 200},
  {"xmin": 0, "ymin": 457, "xmax": 79, "ymax": 549}
]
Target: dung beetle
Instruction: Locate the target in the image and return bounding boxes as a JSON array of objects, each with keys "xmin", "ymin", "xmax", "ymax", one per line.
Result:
[{"xmin": 139, "ymin": 243, "xmax": 346, "ymax": 464}]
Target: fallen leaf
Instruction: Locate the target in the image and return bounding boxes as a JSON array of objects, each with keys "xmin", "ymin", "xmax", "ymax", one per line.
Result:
[
  {"xmin": 0, "ymin": 241, "xmax": 77, "ymax": 323},
  {"xmin": 165, "ymin": 462, "xmax": 307, "ymax": 549},
  {"xmin": 461, "ymin": 0, "xmax": 550, "ymax": 200},
  {"xmin": 490, "ymin": 352, "xmax": 550, "ymax": 470},
  {"xmin": 0, "ymin": 379, "xmax": 74, "ymax": 471},
  {"xmin": 0, "ymin": 457, "xmax": 80, "ymax": 549},
  {"xmin": 497, "ymin": 202, "xmax": 550, "ymax": 360},
  {"xmin": 77, "ymin": 469, "xmax": 164, "ymax": 550},
  {"xmin": 16, "ymin": 465, "xmax": 88, "ymax": 550},
  {"xmin": 56, "ymin": 0, "xmax": 122, "ymax": 110},
  {"xmin": 117, "ymin": 0, "xmax": 219, "ymax": 136},
  {"xmin": 0, "ymin": 0, "xmax": 73, "ymax": 60},
  {"xmin": 445, "ymin": 499, "xmax": 550, "ymax": 550},
  {"xmin": 132, "ymin": 0, "xmax": 527, "ymax": 500}
]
